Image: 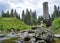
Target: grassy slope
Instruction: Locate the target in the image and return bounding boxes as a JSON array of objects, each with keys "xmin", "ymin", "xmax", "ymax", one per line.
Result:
[{"xmin": 0, "ymin": 17, "xmax": 31, "ymax": 30}]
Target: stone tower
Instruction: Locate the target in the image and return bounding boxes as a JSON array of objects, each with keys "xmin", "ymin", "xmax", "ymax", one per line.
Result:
[{"xmin": 43, "ymin": 2, "xmax": 49, "ymax": 20}]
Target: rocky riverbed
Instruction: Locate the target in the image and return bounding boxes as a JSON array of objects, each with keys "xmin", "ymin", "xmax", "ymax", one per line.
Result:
[
  {"xmin": 0, "ymin": 30, "xmax": 35, "ymax": 43},
  {"xmin": 0, "ymin": 28, "xmax": 59, "ymax": 43}
]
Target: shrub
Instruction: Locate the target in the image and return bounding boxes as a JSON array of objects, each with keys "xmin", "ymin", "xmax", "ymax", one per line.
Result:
[{"xmin": 52, "ymin": 17, "xmax": 60, "ymax": 29}]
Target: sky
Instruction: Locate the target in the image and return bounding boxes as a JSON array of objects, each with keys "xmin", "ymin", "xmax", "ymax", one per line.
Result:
[{"xmin": 0, "ymin": 0, "xmax": 60, "ymax": 17}]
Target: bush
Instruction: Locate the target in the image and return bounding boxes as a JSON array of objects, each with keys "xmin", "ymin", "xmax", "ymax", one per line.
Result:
[
  {"xmin": 52, "ymin": 17, "xmax": 60, "ymax": 29},
  {"xmin": 52, "ymin": 18, "xmax": 60, "ymax": 34}
]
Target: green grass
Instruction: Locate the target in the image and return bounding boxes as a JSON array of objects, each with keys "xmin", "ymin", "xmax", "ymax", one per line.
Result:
[
  {"xmin": 53, "ymin": 38, "xmax": 60, "ymax": 43},
  {"xmin": 2, "ymin": 37, "xmax": 18, "ymax": 43},
  {"xmin": 49, "ymin": 27, "xmax": 60, "ymax": 43},
  {"xmin": 0, "ymin": 17, "xmax": 31, "ymax": 30},
  {"xmin": 50, "ymin": 26, "xmax": 60, "ymax": 34},
  {"xmin": 51, "ymin": 28, "xmax": 60, "ymax": 34}
]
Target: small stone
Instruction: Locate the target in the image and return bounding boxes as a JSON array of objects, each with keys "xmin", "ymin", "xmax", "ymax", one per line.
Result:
[{"xmin": 36, "ymin": 40, "xmax": 46, "ymax": 43}]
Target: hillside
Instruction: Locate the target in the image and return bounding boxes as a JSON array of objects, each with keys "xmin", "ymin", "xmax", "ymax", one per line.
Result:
[{"xmin": 0, "ymin": 17, "xmax": 31, "ymax": 30}]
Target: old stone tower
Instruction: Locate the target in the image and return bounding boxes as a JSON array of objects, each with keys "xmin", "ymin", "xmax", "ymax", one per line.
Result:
[{"xmin": 43, "ymin": 2, "xmax": 49, "ymax": 20}]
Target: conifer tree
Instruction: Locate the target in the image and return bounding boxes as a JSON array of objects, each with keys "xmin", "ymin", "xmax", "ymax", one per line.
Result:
[
  {"xmin": 22, "ymin": 10, "xmax": 25, "ymax": 21},
  {"xmin": 11, "ymin": 9, "xmax": 14, "ymax": 17}
]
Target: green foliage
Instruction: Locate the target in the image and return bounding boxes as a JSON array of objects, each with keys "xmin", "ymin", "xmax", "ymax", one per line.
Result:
[
  {"xmin": 51, "ymin": 6, "xmax": 60, "ymax": 33},
  {"xmin": 1, "ymin": 9, "xmax": 20, "ymax": 19},
  {"xmin": 32, "ymin": 11, "xmax": 37, "ymax": 25},
  {"xmin": 24, "ymin": 9, "xmax": 31, "ymax": 25},
  {"xmin": 52, "ymin": 5, "xmax": 60, "ymax": 20},
  {"xmin": 37, "ymin": 16, "xmax": 43, "ymax": 25},
  {"xmin": 22, "ymin": 10, "xmax": 25, "ymax": 21},
  {"xmin": 52, "ymin": 18, "xmax": 60, "ymax": 34},
  {"xmin": 10, "ymin": 9, "xmax": 14, "ymax": 17},
  {"xmin": 22, "ymin": 9, "xmax": 37, "ymax": 26},
  {"xmin": 52, "ymin": 18, "xmax": 60, "ymax": 29},
  {"xmin": 0, "ymin": 18, "xmax": 31, "ymax": 30}
]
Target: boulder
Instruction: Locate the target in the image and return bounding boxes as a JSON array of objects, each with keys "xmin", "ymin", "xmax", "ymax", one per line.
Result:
[{"xmin": 35, "ymin": 27, "xmax": 54, "ymax": 41}]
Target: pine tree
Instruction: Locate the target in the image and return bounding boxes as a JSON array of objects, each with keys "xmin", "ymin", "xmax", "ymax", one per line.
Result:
[
  {"xmin": 30, "ymin": 9, "xmax": 32, "ymax": 25},
  {"xmin": 14, "ymin": 9, "xmax": 17, "ymax": 17},
  {"xmin": 26, "ymin": 8, "xmax": 31, "ymax": 25},
  {"xmin": 24, "ymin": 8, "xmax": 31, "ymax": 25},
  {"xmin": 52, "ymin": 5, "xmax": 59, "ymax": 20},
  {"xmin": 11, "ymin": 9, "xmax": 14, "ymax": 17},
  {"xmin": 38, "ymin": 16, "xmax": 41, "ymax": 25},
  {"xmin": 6, "ymin": 10, "xmax": 10, "ymax": 17},
  {"xmin": 21, "ymin": 9, "xmax": 37, "ymax": 26},
  {"xmin": 22, "ymin": 10, "xmax": 25, "ymax": 21},
  {"xmin": 1, "ymin": 10, "xmax": 4, "ymax": 17},
  {"xmin": 14, "ymin": 9, "xmax": 20, "ymax": 19},
  {"xmin": 32, "ymin": 10, "xmax": 37, "ymax": 25},
  {"xmin": 1, "ymin": 10, "xmax": 7, "ymax": 17},
  {"xmin": 17, "ymin": 14, "xmax": 20, "ymax": 19},
  {"xmin": 58, "ymin": 6, "xmax": 60, "ymax": 17}
]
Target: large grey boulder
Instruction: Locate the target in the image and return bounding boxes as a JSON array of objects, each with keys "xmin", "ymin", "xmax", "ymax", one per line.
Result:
[{"xmin": 35, "ymin": 27, "xmax": 54, "ymax": 41}]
